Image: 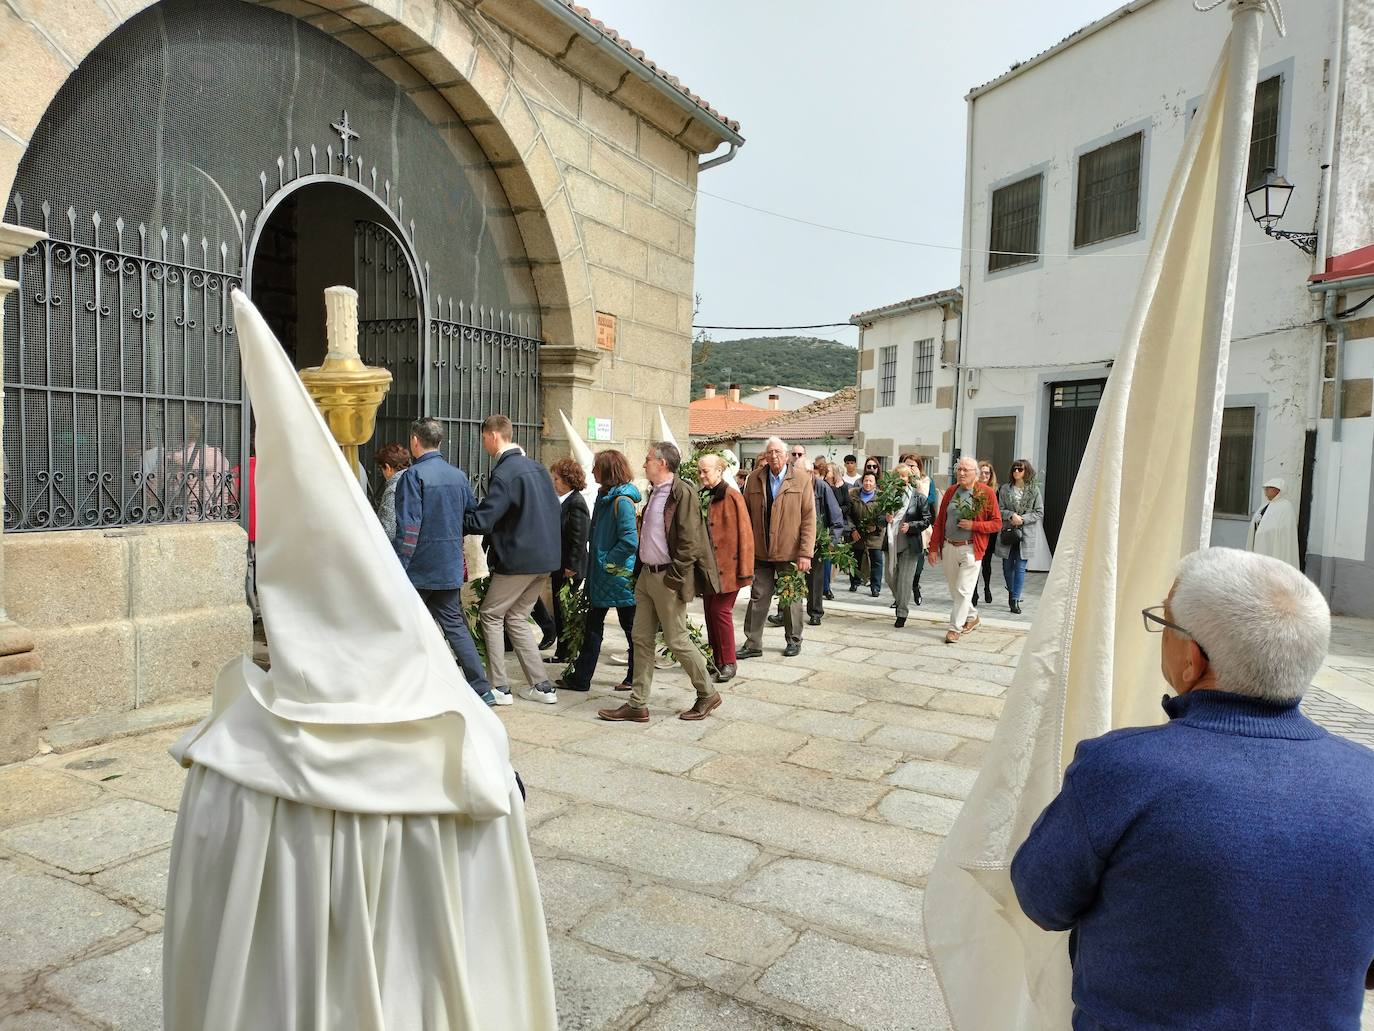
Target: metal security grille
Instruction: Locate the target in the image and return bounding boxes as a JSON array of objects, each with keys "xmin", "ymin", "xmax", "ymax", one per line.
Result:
[
  {"xmin": 988, "ymin": 174, "xmax": 1042, "ymax": 272},
  {"xmin": 3, "ymin": 0, "xmax": 541, "ymax": 529},
  {"xmin": 879, "ymin": 345, "xmax": 897, "ymax": 407},
  {"xmin": 911, "ymin": 338, "xmax": 934, "ymax": 405},
  {"xmin": 429, "ymin": 298, "xmax": 541, "ymax": 494},
  {"xmin": 1075, "ymin": 133, "xmax": 1142, "ymax": 248},
  {"xmin": 1247, "ymin": 76, "xmax": 1281, "ymax": 190},
  {"xmin": 1043, "ymin": 378, "xmax": 1108, "ymax": 551},
  {"xmin": 2, "ymin": 199, "xmax": 241, "ymax": 530}
]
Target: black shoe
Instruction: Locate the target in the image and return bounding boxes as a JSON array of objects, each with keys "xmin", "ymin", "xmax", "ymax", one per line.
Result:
[
  {"xmin": 888, "ymin": 601, "xmax": 896, "ymax": 608},
  {"xmin": 848, "ymin": 584, "xmax": 858, "ymax": 593},
  {"xmin": 915, "ymin": 586, "xmax": 922, "ymax": 606},
  {"xmin": 871, "ymin": 590, "xmax": 881, "ymax": 598},
  {"xmin": 545, "ymin": 653, "xmax": 566, "ymax": 664},
  {"xmin": 736, "ymin": 646, "xmax": 763, "ymax": 660},
  {"xmin": 984, "ymin": 587, "xmax": 993, "ymax": 605},
  {"xmin": 714, "ymin": 662, "xmax": 737, "ymax": 683},
  {"xmin": 1010, "ymin": 599, "xmax": 1022, "ymax": 614},
  {"xmin": 807, "ymin": 615, "xmax": 822, "ymax": 626},
  {"xmin": 767, "ymin": 613, "xmax": 785, "ymax": 627},
  {"xmin": 823, "ymin": 591, "xmax": 835, "ymax": 601},
  {"xmin": 537, "ymin": 632, "xmax": 558, "ymax": 650},
  {"xmin": 894, "ymin": 617, "xmax": 906, "ymax": 628},
  {"xmin": 782, "ymin": 642, "xmax": 801, "ymax": 657},
  {"xmin": 554, "ymin": 677, "xmax": 590, "ymax": 692}
]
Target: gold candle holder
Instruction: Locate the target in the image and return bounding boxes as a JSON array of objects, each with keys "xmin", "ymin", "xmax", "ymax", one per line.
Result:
[{"xmin": 299, "ymin": 286, "xmax": 392, "ymax": 474}]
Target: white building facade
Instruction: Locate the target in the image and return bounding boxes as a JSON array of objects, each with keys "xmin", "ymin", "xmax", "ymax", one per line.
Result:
[
  {"xmin": 740, "ymin": 385, "xmax": 832, "ymax": 411},
  {"xmin": 852, "ymin": 290, "xmax": 961, "ymax": 483},
  {"xmin": 956, "ymin": 0, "xmax": 1372, "ymax": 612}
]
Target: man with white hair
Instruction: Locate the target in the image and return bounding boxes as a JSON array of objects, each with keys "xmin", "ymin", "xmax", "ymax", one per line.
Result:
[
  {"xmin": 738, "ymin": 436, "xmax": 816, "ymax": 659},
  {"xmin": 928, "ymin": 455, "xmax": 1002, "ymax": 645},
  {"xmin": 1247, "ymin": 476, "xmax": 1299, "ymax": 568},
  {"xmin": 1011, "ymin": 548, "xmax": 1374, "ymax": 1030}
]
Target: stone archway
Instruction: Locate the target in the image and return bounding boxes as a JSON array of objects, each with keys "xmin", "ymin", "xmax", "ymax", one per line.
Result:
[{"xmin": 0, "ymin": 0, "xmax": 594, "ymax": 362}]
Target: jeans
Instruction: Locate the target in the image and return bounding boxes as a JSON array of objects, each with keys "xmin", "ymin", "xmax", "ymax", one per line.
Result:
[
  {"xmin": 1002, "ymin": 543, "xmax": 1027, "ymax": 601},
  {"xmin": 849, "ymin": 546, "xmax": 884, "ymax": 593},
  {"xmin": 822, "ymin": 560, "xmax": 832, "ymax": 593},
  {"xmin": 566, "ymin": 604, "xmax": 635, "ymax": 689},
  {"xmin": 418, "ymin": 587, "xmax": 492, "ymax": 698}
]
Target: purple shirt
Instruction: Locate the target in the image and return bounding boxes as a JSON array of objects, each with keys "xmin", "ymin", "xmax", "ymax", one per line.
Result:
[{"xmin": 640, "ymin": 480, "xmax": 672, "ymax": 565}]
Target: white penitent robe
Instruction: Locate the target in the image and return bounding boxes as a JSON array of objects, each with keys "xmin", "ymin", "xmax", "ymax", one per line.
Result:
[
  {"xmin": 163, "ymin": 290, "xmax": 556, "ymax": 1030},
  {"xmin": 1248, "ymin": 496, "xmax": 1299, "ymax": 568}
]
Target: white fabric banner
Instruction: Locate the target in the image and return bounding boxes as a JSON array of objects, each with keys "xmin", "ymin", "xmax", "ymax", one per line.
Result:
[{"xmin": 924, "ymin": 6, "xmax": 1265, "ymax": 1027}]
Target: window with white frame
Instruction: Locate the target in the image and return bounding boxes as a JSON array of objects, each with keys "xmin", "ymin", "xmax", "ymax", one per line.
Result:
[
  {"xmin": 1213, "ymin": 406, "xmax": 1256, "ymax": 517},
  {"xmin": 879, "ymin": 345, "xmax": 897, "ymax": 407},
  {"xmin": 1075, "ymin": 132, "xmax": 1143, "ymax": 247},
  {"xmin": 988, "ymin": 173, "xmax": 1042, "ymax": 272},
  {"xmin": 911, "ymin": 338, "xmax": 934, "ymax": 404}
]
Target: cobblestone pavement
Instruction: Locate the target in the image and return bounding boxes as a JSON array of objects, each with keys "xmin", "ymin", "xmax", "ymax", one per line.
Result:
[{"xmin": 1, "ymin": 604, "xmax": 1371, "ymax": 1030}]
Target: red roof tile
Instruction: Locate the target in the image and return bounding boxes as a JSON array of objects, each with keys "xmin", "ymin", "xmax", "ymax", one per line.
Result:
[{"xmin": 1310, "ymin": 243, "xmax": 1374, "ymax": 284}]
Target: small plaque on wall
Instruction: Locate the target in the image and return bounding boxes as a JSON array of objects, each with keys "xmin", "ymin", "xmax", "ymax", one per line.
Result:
[{"xmin": 596, "ymin": 311, "xmax": 617, "ymax": 351}]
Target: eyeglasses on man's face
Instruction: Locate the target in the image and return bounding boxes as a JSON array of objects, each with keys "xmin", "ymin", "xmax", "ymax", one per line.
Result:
[
  {"xmin": 1141, "ymin": 605, "xmax": 1209, "ymax": 658},
  {"xmin": 790, "ymin": 451, "xmax": 804, "ymax": 458}
]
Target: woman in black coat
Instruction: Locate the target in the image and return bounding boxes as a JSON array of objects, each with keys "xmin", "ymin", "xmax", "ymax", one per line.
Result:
[{"xmin": 531, "ymin": 458, "xmax": 590, "ymax": 659}]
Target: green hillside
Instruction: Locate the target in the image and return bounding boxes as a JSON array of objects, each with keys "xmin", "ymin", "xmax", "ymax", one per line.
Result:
[{"xmin": 691, "ymin": 336, "xmax": 856, "ymax": 397}]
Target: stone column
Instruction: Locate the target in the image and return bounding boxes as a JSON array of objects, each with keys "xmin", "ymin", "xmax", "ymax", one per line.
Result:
[{"xmin": 0, "ymin": 222, "xmax": 46, "ymax": 763}]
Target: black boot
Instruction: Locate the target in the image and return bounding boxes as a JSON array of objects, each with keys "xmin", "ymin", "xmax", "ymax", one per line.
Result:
[{"xmin": 984, "ymin": 585, "xmax": 993, "ymax": 604}]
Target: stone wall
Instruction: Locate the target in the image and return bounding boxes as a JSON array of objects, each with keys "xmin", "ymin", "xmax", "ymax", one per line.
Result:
[{"xmin": 4, "ymin": 525, "xmax": 251, "ymax": 735}]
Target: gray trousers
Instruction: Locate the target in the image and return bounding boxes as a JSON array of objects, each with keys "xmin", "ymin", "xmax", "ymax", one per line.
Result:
[
  {"xmin": 886, "ymin": 545, "xmax": 921, "ymax": 619},
  {"xmin": 630, "ymin": 568, "xmax": 713, "ymax": 707},
  {"xmin": 479, "ymin": 572, "xmax": 548, "ymax": 689},
  {"xmin": 744, "ymin": 560, "xmax": 802, "ymax": 647}
]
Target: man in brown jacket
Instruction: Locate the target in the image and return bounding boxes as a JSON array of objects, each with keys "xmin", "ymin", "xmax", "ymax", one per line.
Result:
[
  {"xmin": 599, "ymin": 441, "xmax": 723, "ymax": 724},
  {"xmin": 738, "ymin": 436, "xmax": 816, "ymax": 659}
]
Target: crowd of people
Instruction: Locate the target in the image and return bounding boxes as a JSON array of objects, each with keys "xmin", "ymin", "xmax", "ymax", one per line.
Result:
[{"xmin": 371, "ymin": 417, "xmax": 1073, "ymax": 717}]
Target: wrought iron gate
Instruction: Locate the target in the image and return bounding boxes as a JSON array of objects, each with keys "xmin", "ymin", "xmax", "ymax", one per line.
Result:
[{"xmin": 1042, "ymin": 379, "xmax": 1106, "ymax": 553}]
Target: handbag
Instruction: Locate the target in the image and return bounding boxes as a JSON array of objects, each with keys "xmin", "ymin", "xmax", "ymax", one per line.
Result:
[{"xmin": 999, "ymin": 524, "xmax": 1023, "ymax": 548}]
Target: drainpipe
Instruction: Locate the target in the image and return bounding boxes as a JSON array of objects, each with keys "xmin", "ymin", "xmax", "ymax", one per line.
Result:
[{"xmin": 698, "ymin": 143, "xmax": 738, "ymax": 173}]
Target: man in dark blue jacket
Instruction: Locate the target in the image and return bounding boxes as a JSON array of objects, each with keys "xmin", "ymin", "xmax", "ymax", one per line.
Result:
[
  {"xmin": 1011, "ymin": 548, "xmax": 1374, "ymax": 1030},
  {"xmin": 392, "ymin": 417, "xmax": 495, "ymax": 705},
  {"xmin": 463, "ymin": 414, "xmax": 561, "ymax": 705}
]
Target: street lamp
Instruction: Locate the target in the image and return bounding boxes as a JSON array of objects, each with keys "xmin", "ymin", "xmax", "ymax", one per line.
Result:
[{"xmin": 1244, "ymin": 167, "xmax": 1317, "ymax": 255}]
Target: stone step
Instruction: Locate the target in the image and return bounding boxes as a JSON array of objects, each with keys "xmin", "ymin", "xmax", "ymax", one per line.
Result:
[{"xmin": 40, "ymin": 697, "xmax": 207, "ymax": 756}]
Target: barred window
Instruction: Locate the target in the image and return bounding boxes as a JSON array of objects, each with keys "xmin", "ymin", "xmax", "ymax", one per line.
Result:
[
  {"xmin": 988, "ymin": 174, "xmax": 1042, "ymax": 272},
  {"xmin": 879, "ymin": 345, "xmax": 897, "ymax": 407},
  {"xmin": 1075, "ymin": 133, "xmax": 1143, "ymax": 248},
  {"xmin": 1247, "ymin": 76, "xmax": 1281, "ymax": 189},
  {"xmin": 1213, "ymin": 406, "xmax": 1256, "ymax": 517},
  {"xmin": 911, "ymin": 338, "xmax": 934, "ymax": 404}
]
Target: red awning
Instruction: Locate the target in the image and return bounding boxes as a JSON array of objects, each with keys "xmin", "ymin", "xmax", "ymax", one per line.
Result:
[{"xmin": 1310, "ymin": 243, "xmax": 1374, "ymax": 283}]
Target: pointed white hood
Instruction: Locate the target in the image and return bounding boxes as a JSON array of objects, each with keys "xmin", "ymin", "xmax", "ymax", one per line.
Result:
[{"xmin": 171, "ymin": 289, "xmax": 513, "ymax": 818}]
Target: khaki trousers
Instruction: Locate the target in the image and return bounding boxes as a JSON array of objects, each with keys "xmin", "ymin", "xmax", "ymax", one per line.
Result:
[
  {"xmin": 479, "ymin": 572, "xmax": 548, "ymax": 689},
  {"xmin": 941, "ymin": 543, "xmax": 980, "ymax": 633},
  {"xmin": 744, "ymin": 561, "xmax": 803, "ymax": 647},
  {"xmin": 630, "ymin": 569, "xmax": 713, "ymax": 708}
]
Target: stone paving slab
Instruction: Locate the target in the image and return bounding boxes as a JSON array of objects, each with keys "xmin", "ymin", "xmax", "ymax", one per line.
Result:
[
  {"xmin": 0, "ymin": 799, "xmax": 176, "ymax": 876},
  {"xmin": 44, "ymin": 933, "xmax": 161, "ymax": 1031},
  {"xmin": 0, "ymin": 859, "xmax": 139, "ymax": 977},
  {"xmin": 91, "ymin": 849, "xmax": 171, "ymax": 913},
  {"xmin": 756, "ymin": 931, "xmax": 950, "ymax": 1031},
  {"xmin": 0, "ymin": 769, "xmax": 103, "ymax": 832},
  {"xmin": 689, "ymin": 755, "xmax": 890, "ymax": 818},
  {"xmin": 887, "ymin": 759, "xmax": 979, "ymax": 800},
  {"xmin": 877, "ymin": 789, "xmax": 965, "ymax": 836},
  {"xmin": 733, "ymin": 857, "xmax": 925, "ymax": 953},
  {"xmin": 633, "ymin": 987, "xmax": 813, "ymax": 1030},
  {"xmin": 564, "ymin": 732, "xmax": 715, "ymax": 775},
  {"xmin": 550, "ymin": 937, "xmax": 660, "ymax": 1031},
  {"xmin": 786, "ymin": 737, "xmax": 903, "ymax": 781}
]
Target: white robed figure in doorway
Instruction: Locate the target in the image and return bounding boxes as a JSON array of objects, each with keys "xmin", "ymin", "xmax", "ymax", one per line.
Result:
[
  {"xmin": 1247, "ymin": 476, "xmax": 1300, "ymax": 567},
  {"xmin": 162, "ymin": 289, "xmax": 556, "ymax": 1030}
]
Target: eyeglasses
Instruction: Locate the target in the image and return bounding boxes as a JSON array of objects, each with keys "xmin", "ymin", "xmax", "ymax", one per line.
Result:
[
  {"xmin": 791, "ymin": 451, "xmax": 804, "ymax": 458},
  {"xmin": 1012, "ymin": 465, "xmax": 1025, "ymax": 471},
  {"xmin": 1141, "ymin": 605, "xmax": 1209, "ymax": 658}
]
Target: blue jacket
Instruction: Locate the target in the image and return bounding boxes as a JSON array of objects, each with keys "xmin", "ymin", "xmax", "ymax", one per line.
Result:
[
  {"xmin": 1011, "ymin": 690, "xmax": 1374, "ymax": 1031},
  {"xmin": 584, "ymin": 483, "xmax": 640, "ymax": 608},
  {"xmin": 462, "ymin": 447, "xmax": 560, "ymax": 575},
  {"xmin": 391, "ymin": 450, "xmax": 475, "ymax": 590}
]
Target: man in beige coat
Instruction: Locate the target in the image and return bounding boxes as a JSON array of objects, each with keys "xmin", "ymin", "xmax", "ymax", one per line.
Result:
[{"xmin": 738, "ymin": 436, "xmax": 816, "ymax": 658}]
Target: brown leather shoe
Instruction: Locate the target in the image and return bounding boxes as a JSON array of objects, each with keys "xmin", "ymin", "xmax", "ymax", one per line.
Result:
[
  {"xmin": 962, "ymin": 615, "xmax": 981, "ymax": 634},
  {"xmin": 679, "ymin": 692, "xmax": 722, "ymax": 721},
  {"xmin": 944, "ymin": 629, "xmax": 961, "ymax": 645},
  {"xmin": 598, "ymin": 702, "xmax": 648, "ymax": 723},
  {"xmin": 614, "ymin": 681, "xmax": 633, "ymax": 692}
]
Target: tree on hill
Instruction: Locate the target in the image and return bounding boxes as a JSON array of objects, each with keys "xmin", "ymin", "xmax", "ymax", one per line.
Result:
[{"xmin": 690, "ymin": 336, "xmax": 856, "ymax": 397}]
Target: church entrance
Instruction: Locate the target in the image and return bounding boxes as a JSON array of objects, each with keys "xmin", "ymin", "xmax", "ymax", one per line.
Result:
[{"xmin": 249, "ymin": 183, "xmax": 423, "ymax": 489}]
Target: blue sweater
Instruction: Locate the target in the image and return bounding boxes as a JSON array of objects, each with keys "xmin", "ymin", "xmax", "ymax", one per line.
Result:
[{"xmin": 1011, "ymin": 689, "xmax": 1374, "ymax": 1031}]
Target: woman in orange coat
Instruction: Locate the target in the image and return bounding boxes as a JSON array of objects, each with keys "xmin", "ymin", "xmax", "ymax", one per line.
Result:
[{"xmin": 697, "ymin": 452, "xmax": 753, "ymax": 684}]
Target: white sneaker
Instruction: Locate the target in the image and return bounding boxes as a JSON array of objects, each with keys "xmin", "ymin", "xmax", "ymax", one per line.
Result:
[
  {"xmin": 609, "ymin": 652, "xmax": 630, "ymax": 666},
  {"xmin": 520, "ymin": 684, "xmax": 558, "ymax": 705},
  {"xmin": 491, "ymin": 688, "xmax": 514, "ymax": 706}
]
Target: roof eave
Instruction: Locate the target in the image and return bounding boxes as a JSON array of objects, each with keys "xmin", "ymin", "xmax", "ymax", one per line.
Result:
[
  {"xmin": 850, "ymin": 289, "xmax": 961, "ymax": 326},
  {"xmin": 965, "ymin": 0, "xmax": 1160, "ymax": 101}
]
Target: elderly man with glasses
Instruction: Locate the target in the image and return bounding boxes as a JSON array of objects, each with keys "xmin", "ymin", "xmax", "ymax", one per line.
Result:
[{"xmin": 1011, "ymin": 547, "xmax": 1374, "ymax": 1030}]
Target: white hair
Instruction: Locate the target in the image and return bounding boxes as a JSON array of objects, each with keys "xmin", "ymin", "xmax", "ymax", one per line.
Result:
[
  {"xmin": 955, "ymin": 455, "xmax": 978, "ymax": 471},
  {"xmin": 765, "ymin": 436, "xmax": 788, "ymax": 451},
  {"xmin": 1171, "ymin": 547, "xmax": 1329, "ymax": 703}
]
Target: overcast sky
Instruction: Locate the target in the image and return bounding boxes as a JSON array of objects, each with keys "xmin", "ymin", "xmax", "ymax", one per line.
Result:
[{"xmin": 582, "ymin": 0, "xmax": 1122, "ymax": 346}]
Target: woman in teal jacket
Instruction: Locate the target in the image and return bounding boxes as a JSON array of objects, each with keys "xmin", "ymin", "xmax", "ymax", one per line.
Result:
[{"xmin": 558, "ymin": 450, "xmax": 641, "ymax": 692}]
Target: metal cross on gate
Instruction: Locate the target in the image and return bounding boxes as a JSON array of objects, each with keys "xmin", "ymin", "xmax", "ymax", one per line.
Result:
[{"xmin": 330, "ymin": 109, "xmax": 359, "ymax": 164}]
